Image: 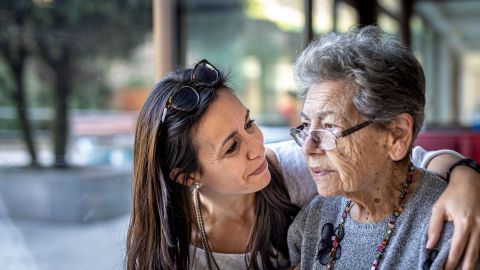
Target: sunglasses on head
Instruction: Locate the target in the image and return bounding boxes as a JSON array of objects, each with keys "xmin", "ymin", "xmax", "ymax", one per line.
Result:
[{"xmin": 161, "ymin": 59, "xmax": 220, "ymax": 123}]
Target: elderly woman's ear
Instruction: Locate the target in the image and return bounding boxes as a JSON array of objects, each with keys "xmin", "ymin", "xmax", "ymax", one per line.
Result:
[{"xmin": 386, "ymin": 113, "xmax": 415, "ymax": 161}]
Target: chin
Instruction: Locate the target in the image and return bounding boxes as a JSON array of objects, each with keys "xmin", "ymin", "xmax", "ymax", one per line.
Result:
[
  {"xmin": 313, "ymin": 173, "xmax": 354, "ymax": 197},
  {"xmin": 258, "ymin": 170, "xmax": 272, "ymax": 189},
  {"xmin": 315, "ymin": 182, "xmax": 341, "ymax": 197},
  {"xmin": 244, "ymin": 170, "xmax": 271, "ymax": 194}
]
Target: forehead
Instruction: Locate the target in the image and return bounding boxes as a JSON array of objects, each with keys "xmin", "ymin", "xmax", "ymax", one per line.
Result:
[
  {"xmin": 193, "ymin": 89, "xmax": 246, "ymax": 152},
  {"xmin": 303, "ymin": 81, "xmax": 358, "ymax": 121}
]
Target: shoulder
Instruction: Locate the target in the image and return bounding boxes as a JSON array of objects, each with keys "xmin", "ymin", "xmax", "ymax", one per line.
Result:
[
  {"xmin": 266, "ymin": 147, "xmax": 279, "ymax": 171},
  {"xmin": 289, "ymin": 196, "xmax": 322, "ymax": 234},
  {"xmin": 287, "ymin": 195, "xmax": 344, "ymax": 265},
  {"xmin": 266, "ymin": 140, "xmax": 308, "ymax": 176},
  {"xmin": 401, "ymin": 169, "xmax": 447, "ymax": 221},
  {"xmin": 418, "ymin": 169, "xmax": 448, "ymax": 200},
  {"xmin": 292, "ymin": 195, "xmax": 342, "ymax": 226},
  {"xmin": 267, "ymin": 140, "xmax": 303, "ymax": 162},
  {"xmin": 267, "ymin": 140, "xmax": 316, "ymax": 206},
  {"xmin": 411, "ymin": 146, "xmax": 465, "ymax": 169},
  {"xmin": 287, "ymin": 195, "xmax": 322, "ymax": 267}
]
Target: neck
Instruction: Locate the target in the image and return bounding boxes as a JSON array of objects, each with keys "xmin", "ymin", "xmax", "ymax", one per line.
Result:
[
  {"xmin": 193, "ymin": 190, "xmax": 257, "ymax": 253},
  {"xmin": 348, "ymin": 159, "xmax": 416, "ymax": 223},
  {"xmin": 198, "ymin": 190, "xmax": 256, "ymax": 223}
]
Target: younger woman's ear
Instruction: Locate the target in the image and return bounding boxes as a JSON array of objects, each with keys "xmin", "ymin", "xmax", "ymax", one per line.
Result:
[
  {"xmin": 169, "ymin": 168, "xmax": 198, "ymax": 187},
  {"xmin": 386, "ymin": 113, "xmax": 414, "ymax": 161}
]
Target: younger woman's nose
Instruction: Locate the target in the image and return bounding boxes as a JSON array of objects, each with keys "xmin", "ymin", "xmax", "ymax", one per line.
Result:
[{"xmin": 246, "ymin": 135, "xmax": 264, "ymax": 160}]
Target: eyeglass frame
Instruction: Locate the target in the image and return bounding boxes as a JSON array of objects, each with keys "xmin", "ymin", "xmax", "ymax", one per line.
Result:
[
  {"xmin": 161, "ymin": 59, "xmax": 220, "ymax": 123},
  {"xmin": 290, "ymin": 120, "xmax": 373, "ymax": 151}
]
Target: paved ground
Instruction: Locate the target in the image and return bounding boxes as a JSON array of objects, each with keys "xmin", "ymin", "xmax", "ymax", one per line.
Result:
[
  {"xmin": 0, "ymin": 164, "xmax": 131, "ymax": 270},
  {"xmin": 0, "ymin": 212, "xmax": 130, "ymax": 270}
]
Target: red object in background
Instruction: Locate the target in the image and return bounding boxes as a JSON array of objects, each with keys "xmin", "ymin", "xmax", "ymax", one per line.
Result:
[
  {"xmin": 458, "ymin": 133, "xmax": 480, "ymax": 162},
  {"xmin": 72, "ymin": 112, "xmax": 137, "ymax": 136},
  {"xmin": 414, "ymin": 131, "xmax": 480, "ymax": 163}
]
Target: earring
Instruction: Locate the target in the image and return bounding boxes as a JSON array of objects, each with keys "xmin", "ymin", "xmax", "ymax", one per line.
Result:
[
  {"xmin": 191, "ymin": 181, "xmax": 218, "ymax": 269},
  {"xmin": 192, "ymin": 182, "xmax": 202, "ymax": 190}
]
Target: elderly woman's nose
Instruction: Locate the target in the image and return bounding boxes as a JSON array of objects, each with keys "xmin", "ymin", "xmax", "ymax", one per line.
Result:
[{"xmin": 302, "ymin": 136, "xmax": 323, "ymax": 155}]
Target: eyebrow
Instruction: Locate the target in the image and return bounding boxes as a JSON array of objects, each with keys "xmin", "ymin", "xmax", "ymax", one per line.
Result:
[
  {"xmin": 300, "ymin": 110, "xmax": 335, "ymax": 120},
  {"xmin": 218, "ymin": 109, "xmax": 250, "ymax": 152}
]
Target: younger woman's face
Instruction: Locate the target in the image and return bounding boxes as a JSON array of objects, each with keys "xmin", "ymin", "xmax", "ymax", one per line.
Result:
[{"xmin": 192, "ymin": 89, "xmax": 270, "ymax": 195}]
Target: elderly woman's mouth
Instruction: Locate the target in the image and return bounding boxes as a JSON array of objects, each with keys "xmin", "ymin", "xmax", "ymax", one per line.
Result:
[{"xmin": 309, "ymin": 167, "xmax": 336, "ymax": 176}]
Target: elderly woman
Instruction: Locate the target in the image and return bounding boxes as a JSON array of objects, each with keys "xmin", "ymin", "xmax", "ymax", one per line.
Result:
[{"xmin": 286, "ymin": 26, "xmax": 480, "ymax": 269}]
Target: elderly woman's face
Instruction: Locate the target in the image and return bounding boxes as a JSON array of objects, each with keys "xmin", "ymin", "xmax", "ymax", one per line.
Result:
[{"xmin": 301, "ymin": 81, "xmax": 391, "ymax": 197}]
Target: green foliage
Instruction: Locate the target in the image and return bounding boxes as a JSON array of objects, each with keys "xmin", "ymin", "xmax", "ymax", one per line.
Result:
[
  {"xmin": 0, "ymin": 0, "xmax": 153, "ymax": 111},
  {"xmin": 0, "ymin": 0, "xmax": 153, "ymax": 162},
  {"xmin": 126, "ymin": 77, "xmax": 150, "ymax": 89},
  {"xmin": 29, "ymin": 0, "xmax": 153, "ymax": 59},
  {"xmin": 70, "ymin": 82, "xmax": 111, "ymax": 109},
  {"xmin": 0, "ymin": 61, "xmax": 15, "ymax": 106}
]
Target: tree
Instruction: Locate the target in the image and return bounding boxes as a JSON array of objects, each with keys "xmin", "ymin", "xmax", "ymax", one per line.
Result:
[
  {"xmin": 0, "ymin": 1, "xmax": 39, "ymax": 167},
  {"xmin": 32, "ymin": 0, "xmax": 152, "ymax": 167},
  {"xmin": 1, "ymin": 0, "xmax": 152, "ymax": 167}
]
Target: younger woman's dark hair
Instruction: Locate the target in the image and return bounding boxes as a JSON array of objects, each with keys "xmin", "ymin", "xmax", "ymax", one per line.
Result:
[{"xmin": 125, "ymin": 63, "xmax": 300, "ymax": 270}]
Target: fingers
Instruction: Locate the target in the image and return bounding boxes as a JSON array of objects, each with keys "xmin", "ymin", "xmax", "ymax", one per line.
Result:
[
  {"xmin": 461, "ymin": 222, "xmax": 480, "ymax": 270},
  {"xmin": 427, "ymin": 206, "xmax": 446, "ymax": 249},
  {"xmin": 445, "ymin": 217, "xmax": 472, "ymax": 270}
]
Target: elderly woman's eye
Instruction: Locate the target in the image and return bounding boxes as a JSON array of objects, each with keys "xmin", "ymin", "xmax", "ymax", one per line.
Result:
[
  {"xmin": 323, "ymin": 123, "xmax": 335, "ymax": 129},
  {"xmin": 301, "ymin": 123, "xmax": 310, "ymax": 129}
]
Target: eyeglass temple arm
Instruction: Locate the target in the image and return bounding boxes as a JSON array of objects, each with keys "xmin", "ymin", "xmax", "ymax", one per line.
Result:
[{"xmin": 337, "ymin": 120, "xmax": 372, "ymax": 138}]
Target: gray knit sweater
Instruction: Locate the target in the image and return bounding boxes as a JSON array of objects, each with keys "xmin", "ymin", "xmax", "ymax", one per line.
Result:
[{"xmin": 287, "ymin": 170, "xmax": 458, "ymax": 270}]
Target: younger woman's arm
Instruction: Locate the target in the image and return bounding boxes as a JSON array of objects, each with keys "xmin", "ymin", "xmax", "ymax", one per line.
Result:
[{"xmin": 413, "ymin": 146, "xmax": 480, "ymax": 270}]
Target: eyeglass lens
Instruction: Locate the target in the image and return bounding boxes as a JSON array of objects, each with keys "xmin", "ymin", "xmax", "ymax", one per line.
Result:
[
  {"xmin": 311, "ymin": 130, "xmax": 336, "ymax": 150},
  {"xmin": 291, "ymin": 129, "xmax": 336, "ymax": 150}
]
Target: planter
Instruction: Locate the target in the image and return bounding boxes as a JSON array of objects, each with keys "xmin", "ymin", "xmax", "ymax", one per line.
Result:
[
  {"xmin": 0, "ymin": 166, "xmax": 132, "ymax": 222},
  {"xmin": 112, "ymin": 87, "xmax": 150, "ymax": 111}
]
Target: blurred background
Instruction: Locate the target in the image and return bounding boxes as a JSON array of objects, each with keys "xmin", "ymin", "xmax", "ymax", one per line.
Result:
[{"xmin": 0, "ymin": 0, "xmax": 479, "ymax": 269}]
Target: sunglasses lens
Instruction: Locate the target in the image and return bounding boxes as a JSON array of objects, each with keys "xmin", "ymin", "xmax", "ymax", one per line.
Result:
[
  {"xmin": 169, "ymin": 87, "xmax": 199, "ymax": 111},
  {"xmin": 193, "ymin": 61, "xmax": 219, "ymax": 86}
]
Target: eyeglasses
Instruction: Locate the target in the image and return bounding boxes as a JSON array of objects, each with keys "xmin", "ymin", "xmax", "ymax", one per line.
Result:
[
  {"xmin": 290, "ymin": 120, "xmax": 372, "ymax": 151},
  {"xmin": 161, "ymin": 59, "xmax": 220, "ymax": 123}
]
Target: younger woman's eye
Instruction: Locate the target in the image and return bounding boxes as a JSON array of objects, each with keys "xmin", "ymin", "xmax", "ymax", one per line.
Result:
[
  {"xmin": 245, "ymin": 119, "xmax": 256, "ymax": 130},
  {"xmin": 225, "ymin": 141, "xmax": 238, "ymax": 155}
]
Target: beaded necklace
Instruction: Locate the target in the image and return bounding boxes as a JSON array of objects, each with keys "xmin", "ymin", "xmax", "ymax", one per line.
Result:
[{"xmin": 325, "ymin": 163, "xmax": 414, "ymax": 270}]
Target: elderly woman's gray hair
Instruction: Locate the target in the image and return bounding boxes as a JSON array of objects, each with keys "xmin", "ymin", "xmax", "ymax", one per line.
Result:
[{"xmin": 294, "ymin": 26, "xmax": 426, "ymax": 140}]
